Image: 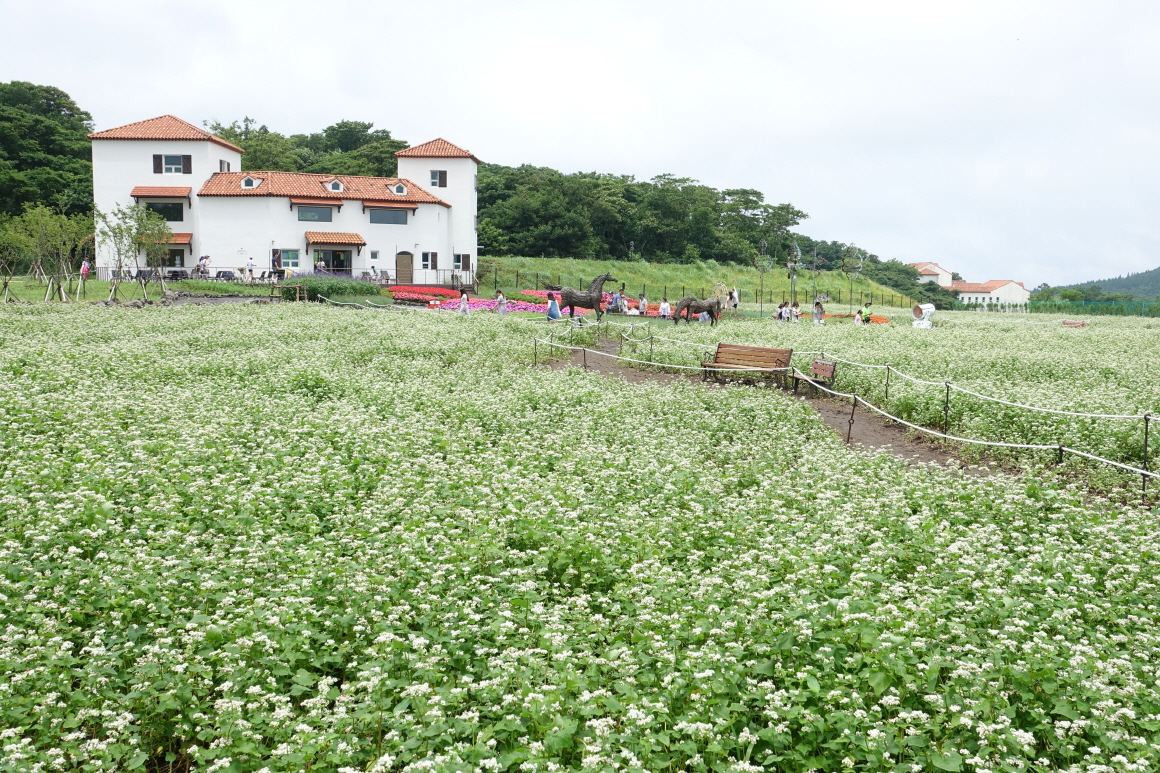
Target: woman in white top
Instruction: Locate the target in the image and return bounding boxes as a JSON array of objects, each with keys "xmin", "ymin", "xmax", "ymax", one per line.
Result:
[
  {"xmin": 495, "ymin": 291, "xmax": 507, "ymax": 316},
  {"xmin": 459, "ymin": 291, "xmax": 470, "ymax": 316},
  {"xmin": 658, "ymin": 298, "xmax": 671, "ymax": 319}
]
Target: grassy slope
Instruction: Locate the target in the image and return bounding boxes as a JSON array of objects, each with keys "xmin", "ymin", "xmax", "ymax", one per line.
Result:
[{"xmin": 479, "ymin": 256, "xmax": 917, "ymax": 307}]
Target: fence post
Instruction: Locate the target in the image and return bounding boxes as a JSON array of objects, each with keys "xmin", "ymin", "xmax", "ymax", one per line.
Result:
[
  {"xmin": 534, "ymin": 338, "xmax": 538, "ymax": 366},
  {"xmin": 494, "ymin": 265, "xmax": 498, "ymax": 291},
  {"xmin": 847, "ymin": 394, "xmax": 857, "ymax": 443},
  {"xmin": 943, "ymin": 383, "xmax": 951, "ymax": 434},
  {"xmin": 1145, "ymin": 413, "xmax": 1152, "ymax": 501},
  {"xmin": 885, "ymin": 365, "xmax": 891, "ymax": 406}
]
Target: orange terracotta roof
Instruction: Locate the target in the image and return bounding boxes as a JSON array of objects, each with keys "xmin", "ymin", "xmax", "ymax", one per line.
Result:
[
  {"xmin": 198, "ymin": 171, "xmax": 450, "ymax": 207},
  {"xmin": 131, "ymin": 186, "xmax": 193, "ymax": 198},
  {"xmin": 166, "ymin": 233, "xmax": 193, "ymax": 244},
  {"xmin": 908, "ymin": 261, "xmax": 950, "ymax": 272},
  {"xmin": 951, "ymin": 280, "xmax": 1022, "ymax": 293},
  {"xmin": 89, "ymin": 115, "xmax": 244, "ymax": 154},
  {"xmin": 918, "ymin": 268, "xmax": 940, "ymax": 275},
  {"xmin": 395, "ymin": 138, "xmax": 481, "ymax": 163},
  {"xmin": 304, "ymin": 231, "xmax": 366, "ymax": 246}
]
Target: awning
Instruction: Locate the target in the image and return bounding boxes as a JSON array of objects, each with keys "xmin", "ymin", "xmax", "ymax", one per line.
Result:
[
  {"xmin": 131, "ymin": 186, "xmax": 192, "ymax": 198},
  {"xmin": 290, "ymin": 197, "xmax": 343, "ymax": 210},
  {"xmin": 166, "ymin": 233, "xmax": 193, "ymax": 245},
  {"xmin": 305, "ymin": 231, "xmax": 365, "ymax": 246},
  {"xmin": 361, "ymin": 200, "xmax": 419, "ymax": 211}
]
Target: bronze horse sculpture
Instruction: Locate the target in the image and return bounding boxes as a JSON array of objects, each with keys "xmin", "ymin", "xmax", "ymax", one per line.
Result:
[
  {"xmin": 673, "ymin": 296, "xmax": 723, "ymax": 326},
  {"xmin": 542, "ymin": 273, "xmax": 618, "ymax": 320}
]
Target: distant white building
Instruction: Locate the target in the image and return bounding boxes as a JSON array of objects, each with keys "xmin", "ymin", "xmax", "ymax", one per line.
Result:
[
  {"xmin": 951, "ymin": 280, "xmax": 1031, "ymax": 305},
  {"xmin": 907, "ymin": 261, "xmax": 954, "ymax": 288},
  {"xmin": 89, "ymin": 115, "xmax": 479, "ymax": 284}
]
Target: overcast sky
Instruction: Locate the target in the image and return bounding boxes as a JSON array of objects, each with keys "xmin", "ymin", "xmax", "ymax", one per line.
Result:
[{"xmin": 4, "ymin": 0, "xmax": 1158, "ymax": 286}]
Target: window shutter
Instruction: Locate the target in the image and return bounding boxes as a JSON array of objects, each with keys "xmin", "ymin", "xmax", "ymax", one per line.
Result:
[
  {"xmin": 153, "ymin": 155, "xmax": 163, "ymax": 174},
  {"xmin": 461, "ymin": 253, "xmax": 470, "ymax": 271},
  {"xmin": 181, "ymin": 155, "xmax": 193, "ymax": 174},
  {"xmin": 431, "ymin": 252, "xmax": 438, "ymax": 269},
  {"xmin": 438, "ymin": 170, "xmax": 447, "ymax": 188}
]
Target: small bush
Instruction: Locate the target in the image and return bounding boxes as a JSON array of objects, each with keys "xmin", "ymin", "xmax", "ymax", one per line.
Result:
[{"xmin": 282, "ymin": 276, "xmax": 381, "ymax": 302}]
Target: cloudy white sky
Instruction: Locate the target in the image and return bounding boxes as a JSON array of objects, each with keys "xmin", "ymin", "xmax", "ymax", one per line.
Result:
[{"xmin": 4, "ymin": 0, "xmax": 1158, "ymax": 286}]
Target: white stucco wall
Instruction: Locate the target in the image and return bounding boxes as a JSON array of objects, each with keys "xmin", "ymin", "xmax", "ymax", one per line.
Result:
[
  {"xmin": 92, "ymin": 139, "xmax": 242, "ymax": 268},
  {"xmin": 196, "ymin": 192, "xmax": 454, "ymax": 281},
  {"xmin": 397, "ymin": 155, "xmax": 478, "ymax": 272}
]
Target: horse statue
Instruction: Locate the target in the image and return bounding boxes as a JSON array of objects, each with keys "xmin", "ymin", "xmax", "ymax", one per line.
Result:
[
  {"xmin": 541, "ymin": 273, "xmax": 618, "ymax": 320},
  {"xmin": 673, "ymin": 296, "xmax": 723, "ymax": 326}
]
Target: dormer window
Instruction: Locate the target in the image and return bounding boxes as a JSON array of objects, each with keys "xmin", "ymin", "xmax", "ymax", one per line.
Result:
[
  {"xmin": 241, "ymin": 176, "xmax": 257, "ymax": 189},
  {"xmin": 328, "ymin": 180, "xmax": 343, "ymax": 192},
  {"xmin": 393, "ymin": 183, "xmax": 407, "ymax": 195}
]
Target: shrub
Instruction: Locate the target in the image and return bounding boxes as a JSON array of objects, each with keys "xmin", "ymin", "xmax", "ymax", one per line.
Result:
[{"xmin": 282, "ymin": 275, "xmax": 380, "ymax": 302}]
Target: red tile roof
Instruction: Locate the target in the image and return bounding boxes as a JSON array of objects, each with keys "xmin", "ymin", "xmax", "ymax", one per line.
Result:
[
  {"xmin": 131, "ymin": 186, "xmax": 192, "ymax": 198},
  {"xmin": 305, "ymin": 232, "xmax": 366, "ymax": 246},
  {"xmin": 951, "ymin": 280, "xmax": 1024, "ymax": 293},
  {"xmin": 89, "ymin": 115, "xmax": 244, "ymax": 154},
  {"xmin": 908, "ymin": 261, "xmax": 950, "ymax": 273},
  {"xmin": 166, "ymin": 233, "xmax": 193, "ymax": 244},
  {"xmin": 918, "ymin": 268, "xmax": 940, "ymax": 275},
  {"xmin": 395, "ymin": 138, "xmax": 481, "ymax": 163},
  {"xmin": 198, "ymin": 172, "xmax": 450, "ymax": 207}
]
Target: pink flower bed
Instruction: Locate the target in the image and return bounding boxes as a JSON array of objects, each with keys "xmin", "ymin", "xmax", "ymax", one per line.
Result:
[
  {"xmin": 440, "ymin": 298, "xmax": 590, "ymax": 314},
  {"xmin": 521, "ymin": 290, "xmax": 664, "ymax": 316}
]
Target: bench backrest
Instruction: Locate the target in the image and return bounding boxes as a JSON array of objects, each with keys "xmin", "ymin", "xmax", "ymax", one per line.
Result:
[
  {"xmin": 714, "ymin": 343, "xmax": 792, "ymax": 369},
  {"xmin": 1062, "ymin": 320, "xmax": 1087, "ymax": 328},
  {"xmin": 810, "ymin": 358, "xmax": 837, "ymax": 380}
]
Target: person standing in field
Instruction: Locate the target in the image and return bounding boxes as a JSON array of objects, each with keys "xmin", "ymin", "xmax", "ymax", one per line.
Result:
[
  {"xmin": 80, "ymin": 258, "xmax": 90, "ymax": 281},
  {"xmin": 546, "ymin": 292, "xmax": 561, "ymax": 320},
  {"xmin": 638, "ymin": 293, "xmax": 647, "ymax": 315},
  {"xmin": 791, "ymin": 301, "xmax": 801, "ymax": 322},
  {"xmin": 245, "ymin": 256, "xmax": 256, "ymax": 282},
  {"xmin": 459, "ymin": 289, "xmax": 470, "ymax": 316},
  {"xmin": 495, "ymin": 290, "xmax": 508, "ymax": 316},
  {"xmin": 854, "ymin": 308, "xmax": 864, "ymax": 325},
  {"xmin": 813, "ymin": 301, "xmax": 825, "ymax": 324},
  {"xmin": 658, "ymin": 297, "xmax": 671, "ymax": 320}
]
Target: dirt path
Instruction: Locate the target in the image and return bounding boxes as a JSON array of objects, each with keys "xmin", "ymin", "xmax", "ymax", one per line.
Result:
[{"xmin": 550, "ymin": 336, "xmax": 974, "ymax": 470}]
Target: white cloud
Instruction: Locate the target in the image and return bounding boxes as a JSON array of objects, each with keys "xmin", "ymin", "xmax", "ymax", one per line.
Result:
[{"xmin": 4, "ymin": 0, "xmax": 1159, "ymax": 285}]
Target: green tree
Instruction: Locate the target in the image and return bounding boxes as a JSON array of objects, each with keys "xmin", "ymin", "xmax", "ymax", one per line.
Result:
[{"xmin": 0, "ymin": 81, "xmax": 93, "ymax": 216}]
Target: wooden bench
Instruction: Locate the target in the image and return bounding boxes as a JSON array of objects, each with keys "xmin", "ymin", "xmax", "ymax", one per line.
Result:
[
  {"xmin": 702, "ymin": 343, "xmax": 792, "ymax": 385},
  {"xmin": 1062, "ymin": 320, "xmax": 1087, "ymax": 328},
  {"xmin": 792, "ymin": 357, "xmax": 837, "ymax": 395}
]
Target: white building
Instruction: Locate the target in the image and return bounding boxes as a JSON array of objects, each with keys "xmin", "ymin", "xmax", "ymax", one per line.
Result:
[
  {"xmin": 951, "ymin": 280, "xmax": 1031, "ymax": 305},
  {"xmin": 89, "ymin": 115, "xmax": 479, "ymax": 285},
  {"xmin": 907, "ymin": 261, "xmax": 954, "ymax": 288}
]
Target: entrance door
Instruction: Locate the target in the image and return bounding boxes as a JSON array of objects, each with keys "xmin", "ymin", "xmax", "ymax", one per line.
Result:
[
  {"xmin": 332, "ymin": 250, "xmax": 350, "ymax": 272},
  {"xmin": 395, "ymin": 251, "xmax": 413, "ymax": 283}
]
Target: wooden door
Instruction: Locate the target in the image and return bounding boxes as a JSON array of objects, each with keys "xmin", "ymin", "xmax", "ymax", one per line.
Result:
[{"xmin": 395, "ymin": 252, "xmax": 413, "ymax": 284}]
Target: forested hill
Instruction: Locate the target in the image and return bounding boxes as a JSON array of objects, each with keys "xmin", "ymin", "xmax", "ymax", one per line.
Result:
[
  {"xmin": 1065, "ymin": 267, "xmax": 1160, "ymax": 300},
  {"xmin": 0, "ymin": 81, "xmax": 960, "ymax": 306}
]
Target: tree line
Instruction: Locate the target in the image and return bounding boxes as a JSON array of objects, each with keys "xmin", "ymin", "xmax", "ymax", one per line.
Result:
[{"xmin": 0, "ymin": 80, "xmax": 961, "ymax": 306}]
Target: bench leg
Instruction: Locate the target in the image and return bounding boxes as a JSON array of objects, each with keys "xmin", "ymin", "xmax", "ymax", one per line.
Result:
[{"xmin": 793, "ymin": 377, "xmax": 799, "ymax": 395}]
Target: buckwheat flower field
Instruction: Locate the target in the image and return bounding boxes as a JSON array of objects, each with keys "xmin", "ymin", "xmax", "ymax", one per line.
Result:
[{"xmin": 2, "ymin": 305, "xmax": 1159, "ymax": 773}]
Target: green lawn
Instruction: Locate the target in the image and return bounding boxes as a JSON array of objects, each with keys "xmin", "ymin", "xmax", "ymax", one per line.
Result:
[{"xmin": 479, "ymin": 255, "xmax": 916, "ymax": 307}]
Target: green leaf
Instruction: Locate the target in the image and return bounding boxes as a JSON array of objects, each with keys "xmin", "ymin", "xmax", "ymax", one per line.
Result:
[
  {"xmin": 931, "ymin": 750, "xmax": 963, "ymax": 771},
  {"xmin": 127, "ymin": 752, "xmax": 148, "ymax": 770},
  {"xmin": 867, "ymin": 670, "xmax": 890, "ymax": 694}
]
